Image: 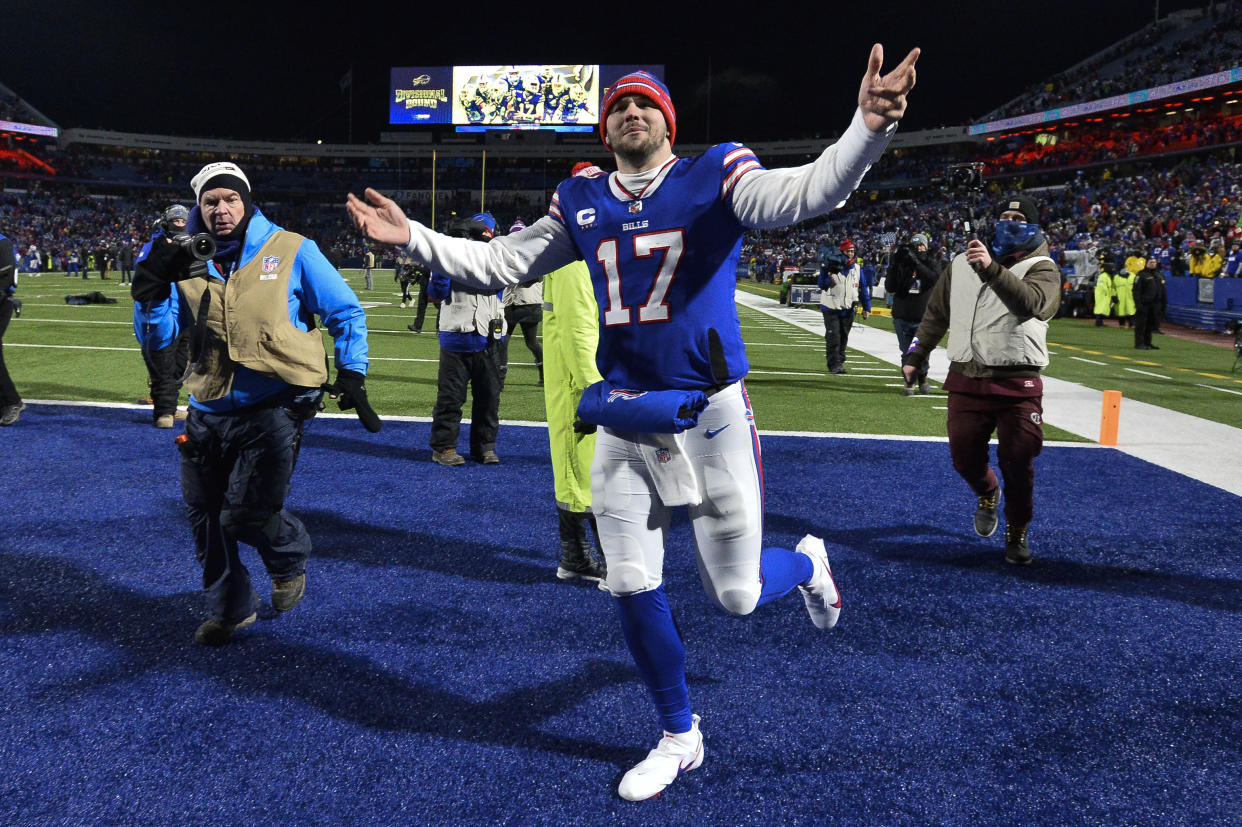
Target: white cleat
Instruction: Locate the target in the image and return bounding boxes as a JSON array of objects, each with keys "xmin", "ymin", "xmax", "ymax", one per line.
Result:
[
  {"xmin": 618, "ymin": 714, "xmax": 704, "ymax": 801},
  {"xmin": 796, "ymin": 534, "xmax": 842, "ymax": 630}
]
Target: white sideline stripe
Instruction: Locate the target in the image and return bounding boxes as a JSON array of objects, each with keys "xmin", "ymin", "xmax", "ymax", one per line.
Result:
[
  {"xmin": 1124, "ymin": 368, "xmax": 1169, "ymax": 379},
  {"xmin": 1196, "ymin": 383, "xmax": 1242, "ymax": 396},
  {"xmin": 734, "ymin": 288, "xmax": 1242, "ymax": 497},
  {"xmin": 1071, "ymin": 356, "xmax": 1108, "ymax": 366},
  {"xmin": 9, "ymin": 343, "xmax": 138, "ymax": 352},
  {"xmin": 748, "ymin": 369, "xmax": 829, "ymax": 378},
  {"xmin": 14, "ymin": 317, "xmax": 132, "ymax": 325}
]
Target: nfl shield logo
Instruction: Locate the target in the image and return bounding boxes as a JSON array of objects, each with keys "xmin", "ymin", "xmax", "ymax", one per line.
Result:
[
  {"xmin": 629, "ymin": 200, "xmax": 643, "ymax": 214},
  {"xmin": 655, "ymin": 448, "xmax": 671, "ymax": 463},
  {"xmin": 262, "ymin": 256, "xmax": 280, "ymax": 274}
]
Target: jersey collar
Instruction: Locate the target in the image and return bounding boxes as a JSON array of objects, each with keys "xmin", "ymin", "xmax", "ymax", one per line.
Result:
[{"xmin": 608, "ymin": 156, "xmax": 678, "ymax": 202}]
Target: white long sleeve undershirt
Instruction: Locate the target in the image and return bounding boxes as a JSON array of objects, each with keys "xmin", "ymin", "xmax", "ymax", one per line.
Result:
[{"xmin": 402, "ymin": 107, "xmax": 896, "ymax": 291}]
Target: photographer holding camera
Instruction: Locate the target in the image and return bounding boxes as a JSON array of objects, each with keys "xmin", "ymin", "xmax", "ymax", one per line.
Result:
[
  {"xmin": 902, "ymin": 195, "xmax": 1060, "ymax": 566},
  {"xmin": 133, "ymin": 162, "xmax": 378, "ymax": 646},
  {"xmin": 885, "ymin": 232, "xmax": 940, "ymax": 394},
  {"xmin": 818, "ymin": 238, "xmax": 870, "ymax": 374},
  {"xmin": 132, "ymin": 205, "xmax": 193, "ymax": 429}
]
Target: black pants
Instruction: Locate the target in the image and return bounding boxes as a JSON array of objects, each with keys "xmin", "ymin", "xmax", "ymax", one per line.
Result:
[
  {"xmin": 0, "ymin": 298, "xmax": 18, "ymax": 407},
  {"xmin": 180, "ymin": 401, "xmax": 314, "ymax": 624},
  {"xmin": 412, "ymin": 281, "xmax": 430, "ymax": 331},
  {"xmin": 430, "ymin": 345, "xmax": 501, "ymax": 457},
  {"xmin": 1134, "ymin": 304, "xmax": 1158, "ymax": 348},
  {"xmin": 499, "ymin": 303, "xmax": 543, "ymax": 384},
  {"xmin": 142, "ymin": 331, "xmax": 189, "ymax": 419},
  {"xmin": 820, "ymin": 307, "xmax": 853, "ymax": 370}
]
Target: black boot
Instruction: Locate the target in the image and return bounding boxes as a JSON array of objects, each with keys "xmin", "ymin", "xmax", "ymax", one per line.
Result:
[
  {"xmin": 536, "ymin": 362, "xmax": 544, "ymax": 387},
  {"xmin": 1005, "ymin": 523, "xmax": 1031, "ymax": 566},
  {"xmin": 557, "ymin": 508, "xmax": 606, "ymax": 584}
]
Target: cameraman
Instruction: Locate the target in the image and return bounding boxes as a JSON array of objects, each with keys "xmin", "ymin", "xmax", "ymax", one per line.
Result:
[
  {"xmin": 902, "ymin": 195, "xmax": 1060, "ymax": 567},
  {"xmin": 427, "ymin": 213, "xmax": 506, "ymax": 466},
  {"xmin": 884, "ymin": 232, "xmax": 940, "ymax": 394},
  {"xmin": 818, "ymin": 238, "xmax": 869, "ymax": 374},
  {"xmin": 133, "ymin": 205, "xmax": 192, "ymax": 429},
  {"xmin": 132, "ymin": 162, "xmax": 378, "ymax": 646}
]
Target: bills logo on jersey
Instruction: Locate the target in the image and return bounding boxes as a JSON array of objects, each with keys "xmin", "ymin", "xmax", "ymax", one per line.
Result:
[{"xmin": 607, "ymin": 389, "xmax": 648, "ymax": 404}]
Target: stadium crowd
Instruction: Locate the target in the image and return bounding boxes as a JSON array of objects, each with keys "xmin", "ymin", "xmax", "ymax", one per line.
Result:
[
  {"xmin": 4, "ymin": 152, "xmax": 1240, "ymax": 286},
  {"xmin": 983, "ymin": 4, "xmax": 1242, "ymax": 120},
  {"xmin": 740, "ymin": 154, "xmax": 1242, "ymax": 282}
]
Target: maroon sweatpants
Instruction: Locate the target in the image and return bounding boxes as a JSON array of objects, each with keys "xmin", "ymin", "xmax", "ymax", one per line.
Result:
[{"xmin": 946, "ymin": 392, "xmax": 1044, "ymax": 527}]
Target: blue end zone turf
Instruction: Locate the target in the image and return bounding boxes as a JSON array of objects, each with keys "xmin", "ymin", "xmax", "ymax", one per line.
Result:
[{"xmin": 2, "ymin": 404, "xmax": 1238, "ymax": 823}]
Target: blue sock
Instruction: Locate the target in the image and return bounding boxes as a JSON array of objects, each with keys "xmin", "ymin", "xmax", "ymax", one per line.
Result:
[
  {"xmin": 615, "ymin": 586, "xmax": 693, "ymax": 734},
  {"xmin": 756, "ymin": 546, "xmax": 814, "ymax": 607}
]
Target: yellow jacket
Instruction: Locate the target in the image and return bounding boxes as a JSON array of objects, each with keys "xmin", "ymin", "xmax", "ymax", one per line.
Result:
[{"xmin": 541, "ymin": 260, "xmax": 603, "ymax": 513}]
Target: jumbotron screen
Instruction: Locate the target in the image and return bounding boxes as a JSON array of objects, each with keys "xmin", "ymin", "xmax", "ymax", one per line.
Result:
[{"xmin": 389, "ymin": 64, "xmax": 664, "ymax": 132}]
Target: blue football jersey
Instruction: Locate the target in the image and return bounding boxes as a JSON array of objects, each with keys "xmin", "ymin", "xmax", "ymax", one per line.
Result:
[{"xmin": 549, "ymin": 144, "xmax": 765, "ymax": 391}]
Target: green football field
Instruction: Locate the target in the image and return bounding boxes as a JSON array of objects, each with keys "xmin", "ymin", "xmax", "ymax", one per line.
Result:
[{"xmin": 6, "ymin": 270, "xmax": 1238, "ymax": 441}]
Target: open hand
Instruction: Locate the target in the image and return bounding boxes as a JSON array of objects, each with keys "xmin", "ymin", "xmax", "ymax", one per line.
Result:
[
  {"xmin": 858, "ymin": 44, "xmax": 921, "ymax": 132},
  {"xmin": 346, "ymin": 188, "xmax": 412, "ymax": 247}
]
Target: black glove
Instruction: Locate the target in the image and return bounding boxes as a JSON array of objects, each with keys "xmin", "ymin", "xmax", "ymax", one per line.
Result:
[
  {"xmin": 328, "ymin": 368, "xmax": 382, "ymax": 432},
  {"xmin": 131, "ymin": 238, "xmax": 202, "ymax": 302}
]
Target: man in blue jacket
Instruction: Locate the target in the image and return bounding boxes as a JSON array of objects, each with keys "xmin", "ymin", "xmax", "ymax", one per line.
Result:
[{"xmin": 133, "ymin": 162, "xmax": 379, "ymax": 646}]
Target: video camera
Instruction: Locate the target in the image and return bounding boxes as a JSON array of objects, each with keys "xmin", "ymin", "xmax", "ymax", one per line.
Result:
[
  {"xmin": 934, "ymin": 162, "xmax": 985, "ymax": 192},
  {"xmin": 171, "ymin": 233, "xmax": 217, "ymax": 261}
]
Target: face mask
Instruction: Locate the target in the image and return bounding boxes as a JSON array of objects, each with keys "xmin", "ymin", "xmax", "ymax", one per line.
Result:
[{"xmin": 992, "ymin": 220, "xmax": 1042, "ymax": 257}]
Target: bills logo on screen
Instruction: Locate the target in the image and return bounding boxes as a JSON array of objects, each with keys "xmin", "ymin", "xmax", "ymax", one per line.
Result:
[
  {"xmin": 260, "ymin": 256, "xmax": 281, "ymax": 278},
  {"xmin": 411, "ymin": 75, "xmax": 431, "ymax": 86}
]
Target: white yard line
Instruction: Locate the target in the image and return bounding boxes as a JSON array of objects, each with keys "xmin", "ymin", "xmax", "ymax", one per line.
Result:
[
  {"xmin": 1070, "ymin": 356, "xmax": 1108, "ymax": 366},
  {"xmin": 735, "ymin": 289, "xmax": 1242, "ymax": 497},
  {"xmin": 1124, "ymin": 367, "xmax": 1169, "ymax": 379},
  {"xmin": 1196, "ymin": 383, "xmax": 1242, "ymax": 396}
]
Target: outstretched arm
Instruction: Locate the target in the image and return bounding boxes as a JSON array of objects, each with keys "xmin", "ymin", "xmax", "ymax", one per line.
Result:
[
  {"xmin": 730, "ymin": 44, "xmax": 920, "ymax": 230},
  {"xmin": 347, "ymin": 188, "xmax": 579, "ymax": 289}
]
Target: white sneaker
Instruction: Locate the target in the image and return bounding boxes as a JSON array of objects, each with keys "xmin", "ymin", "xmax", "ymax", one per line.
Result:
[
  {"xmin": 617, "ymin": 714, "xmax": 704, "ymax": 801},
  {"xmin": 796, "ymin": 535, "xmax": 841, "ymax": 630}
]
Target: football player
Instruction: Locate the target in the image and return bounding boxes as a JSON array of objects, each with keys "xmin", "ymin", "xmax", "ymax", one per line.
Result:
[{"xmin": 348, "ymin": 43, "xmax": 919, "ymax": 802}]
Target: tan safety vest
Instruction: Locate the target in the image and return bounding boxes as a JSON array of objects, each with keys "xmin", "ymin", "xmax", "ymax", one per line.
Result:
[
  {"xmin": 177, "ymin": 231, "xmax": 328, "ymax": 401},
  {"xmin": 945, "ymin": 255, "xmax": 1051, "ymax": 368}
]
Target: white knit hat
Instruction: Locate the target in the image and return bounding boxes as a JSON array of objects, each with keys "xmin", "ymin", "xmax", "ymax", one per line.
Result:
[{"xmin": 190, "ymin": 162, "xmax": 251, "ymax": 203}]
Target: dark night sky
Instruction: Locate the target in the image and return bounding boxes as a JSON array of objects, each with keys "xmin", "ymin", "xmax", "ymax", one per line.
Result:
[{"xmin": 7, "ymin": 0, "xmax": 1210, "ymax": 145}]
